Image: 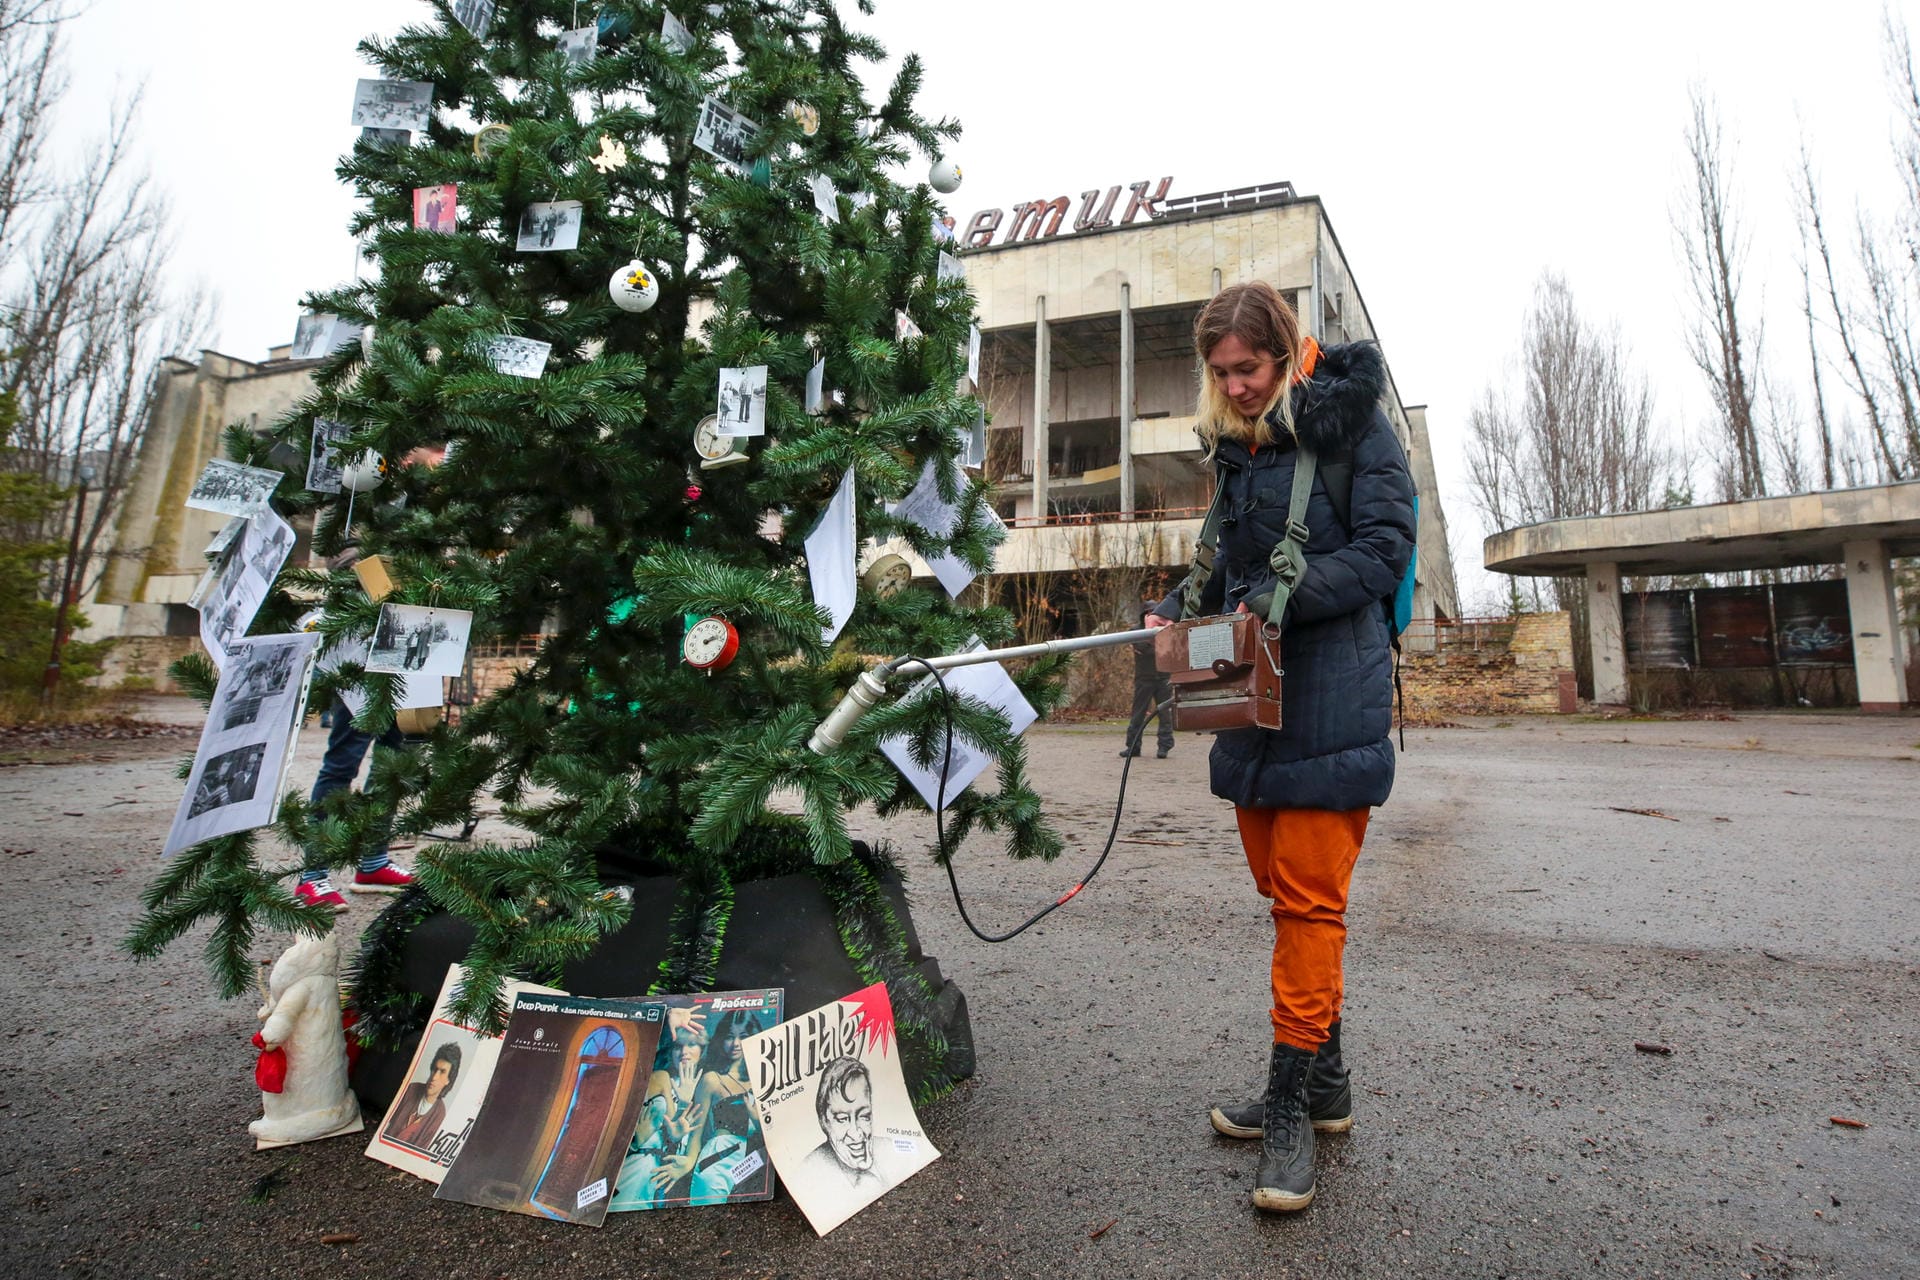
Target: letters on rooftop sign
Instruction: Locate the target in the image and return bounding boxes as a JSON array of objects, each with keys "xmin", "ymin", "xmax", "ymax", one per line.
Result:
[{"xmin": 962, "ymin": 177, "xmax": 1173, "ymax": 249}]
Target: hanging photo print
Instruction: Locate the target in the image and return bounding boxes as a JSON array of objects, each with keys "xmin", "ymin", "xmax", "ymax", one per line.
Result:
[
  {"xmin": 363, "ymin": 603, "xmax": 474, "ymax": 679},
  {"xmin": 186, "ymin": 458, "xmax": 282, "ymax": 518},
  {"xmin": 515, "ymin": 200, "xmax": 583, "ymax": 252},
  {"xmin": 661, "ymin": 11, "xmax": 694, "ymax": 54},
  {"xmin": 967, "ymin": 324, "xmax": 981, "ymax": 387},
  {"xmin": 290, "ymin": 312, "xmax": 360, "ymax": 361},
  {"xmin": 962, "ymin": 405, "xmax": 987, "ymax": 470},
  {"xmin": 742, "ymin": 983, "xmax": 940, "ymax": 1237},
  {"xmin": 197, "ymin": 508, "xmax": 296, "ymax": 669},
  {"xmin": 487, "ymin": 335, "xmax": 552, "ymax": 378},
  {"xmin": 349, "ymin": 79, "xmax": 434, "ymax": 133},
  {"xmin": 936, "ymin": 252, "xmax": 964, "ymax": 286},
  {"xmin": 811, "ymin": 174, "xmax": 839, "ymax": 224},
  {"xmin": 894, "ymin": 310, "xmax": 921, "ymax": 343},
  {"xmin": 365, "ymin": 965, "xmax": 564, "ymax": 1184},
  {"xmin": 715, "ymin": 365, "xmax": 768, "ymax": 437},
  {"xmin": 412, "ymin": 184, "xmax": 458, "ymax": 233},
  {"xmin": 360, "ymin": 126, "xmax": 410, "ymax": 148},
  {"xmin": 889, "ymin": 457, "xmax": 1002, "ymax": 597},
  {"xmin": 805, "ymin": 357, "xmax": 827, "ymax": 415},
  {"xmin": 435, "ymin": 994, "xmax": 665, "ymax": 1227},
  {"xmin": 451, "ymin": 0, "xmax": 494, "ymax": 39},
  {"xmin": 186, "ymin": 518, "xmax": 245, "ymax": 610},
  {"xmin": 804, "ymin": 466, "xmax": 856, "ymax": 644},
  {"xmin": 306, "ymin": 419, "xmax": 353, "ymax": 494},
  {"xmin": 558, "ymin": 24, "xmax": 597, "ymax": 65},
  {"xmin": 878, "ymin": 639, "xmax": 1037, "ymax": 810},
  {"xmin": 692, "ymin": 96, "xmax": 760, "ymax": 171},
  {"xmin": 163, "ymin": 631, "xmax": 321, "ymax": 856},
  {"xmin": 608, "ymin": 989, "xmax": 786, "ymax": 1213}
]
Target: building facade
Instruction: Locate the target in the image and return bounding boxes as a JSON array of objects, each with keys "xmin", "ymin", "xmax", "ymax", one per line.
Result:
[{"xmin": 954, "ymin": 179, "xmax": 1459, "ymax": 635}]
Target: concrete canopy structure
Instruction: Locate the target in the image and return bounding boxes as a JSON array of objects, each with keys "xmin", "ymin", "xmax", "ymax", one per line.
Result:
[
  {"xmin": 1484, "ymin": 481, "xmax": 1920, "ymax": 711},
  {"xmin": 937, "ymin": 178, "xmax": 1458, "ymax": 635}
]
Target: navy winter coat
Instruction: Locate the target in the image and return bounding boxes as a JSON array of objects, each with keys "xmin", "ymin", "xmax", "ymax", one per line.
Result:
[{"xmin": 1153, "ymin": 342, "xmax": 1416, "ymax": 812}]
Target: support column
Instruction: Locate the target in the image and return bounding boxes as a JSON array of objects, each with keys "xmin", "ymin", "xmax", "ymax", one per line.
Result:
[
  {"xmin": 1118, "ymin": 282, "xmax": 1135, "ymax": 520},
  {"xmin": 1588, "ymin": 562, "xmax": 1629, "ymax": 706},
  {"xmin": 1032, "ymin": 296, "xmax": 1050, "ymax": 522},
  {"xmin": 1843, "ymin": 539, "xmax": 1910, "ymax": 712}
]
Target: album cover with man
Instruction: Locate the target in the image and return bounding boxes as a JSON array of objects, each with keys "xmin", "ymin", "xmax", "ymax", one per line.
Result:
[{"xmin": 743, "ymin": 982, "xmax": 939, "ymax": 1236}]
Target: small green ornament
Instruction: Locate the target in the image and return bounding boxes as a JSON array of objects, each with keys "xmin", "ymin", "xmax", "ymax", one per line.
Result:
[{"xmin": 749, "ymin": 156, "xmax": 772, "ymax": 188}]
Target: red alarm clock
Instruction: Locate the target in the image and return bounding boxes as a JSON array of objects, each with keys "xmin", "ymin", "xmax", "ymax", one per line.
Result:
[{"xmin": 682, "ymin": 616, "xmax": 739, "ymax": 672}]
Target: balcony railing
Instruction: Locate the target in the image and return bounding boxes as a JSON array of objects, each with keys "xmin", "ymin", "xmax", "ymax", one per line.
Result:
[{"xmin": 1004, "ymin": 504, "xmax": 1210, "ymax": 529}]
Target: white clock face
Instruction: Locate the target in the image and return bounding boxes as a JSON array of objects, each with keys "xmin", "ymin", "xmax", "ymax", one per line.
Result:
[
  {"xmin": 684, "ymin": 617, "xmax": 732, "ymax": 665},
  {"xmin": 693, "ymin": 414, "xmax": 735, "ymax": 461}
]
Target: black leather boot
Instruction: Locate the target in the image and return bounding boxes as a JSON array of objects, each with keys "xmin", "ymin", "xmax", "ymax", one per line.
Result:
[
  {"xmin": 1210, "ymin": 1019, "xmax": 1353, "ymax": 1137},
  {"xmin": 1252, "ymin": 1041, "xmax": 1316, "ymax": 1212}
]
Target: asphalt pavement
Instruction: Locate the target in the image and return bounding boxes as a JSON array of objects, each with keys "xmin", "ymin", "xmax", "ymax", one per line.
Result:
[{"xmin": 2, "ymin": 706, "xmax": 1915, "ymax": 1278}]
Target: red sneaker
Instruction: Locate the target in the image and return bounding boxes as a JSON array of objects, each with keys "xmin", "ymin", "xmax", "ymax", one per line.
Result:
[
  {"xmin": 350, "ymin": 865, "xmax": 414, "ymax": 894},
  {"xmin": 295, "ymin": 876, "xmax": 350, "ymax": 913}
]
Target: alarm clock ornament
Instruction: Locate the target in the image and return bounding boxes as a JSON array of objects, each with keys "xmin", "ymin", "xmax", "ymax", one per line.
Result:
[
  {"xmin": 609, "ymin": 260, "xmax": 660, "ymax": 313},
  {"xmin": 929, "ymin": 158, "xmax": 962, "ymax": 194}
]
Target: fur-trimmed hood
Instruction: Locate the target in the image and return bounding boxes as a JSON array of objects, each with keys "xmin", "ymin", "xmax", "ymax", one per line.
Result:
[{"xmin": 1277, "ymin": 340, "xmax": 1388, "ymax": 457}]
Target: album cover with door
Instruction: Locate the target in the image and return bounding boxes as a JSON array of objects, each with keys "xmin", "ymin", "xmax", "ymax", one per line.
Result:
[
  {"xmin": 435, "ymin": 994, "xmax": 664, "ymax": 1225},
  {"xmin": 365, "ymin": 965, "xmax": 564, "ymax": 1184},
  {"xmin": 609, "ymin": 988, "xmax": 784, "ymax": 1212}
]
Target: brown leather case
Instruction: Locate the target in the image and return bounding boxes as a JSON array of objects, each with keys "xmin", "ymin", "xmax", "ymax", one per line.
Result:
[{"xmin": 1152, "ymin": 613, "xmax": 1283, "ymax": 732}]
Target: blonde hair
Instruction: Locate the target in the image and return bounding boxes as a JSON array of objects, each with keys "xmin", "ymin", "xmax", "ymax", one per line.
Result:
[{"xmin": 1193, "ymin": 282, "xmax": 1306, "ymax": 457}]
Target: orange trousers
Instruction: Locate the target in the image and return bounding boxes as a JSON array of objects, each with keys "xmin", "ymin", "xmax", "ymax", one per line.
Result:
[{"xmin": 1234, "ymin": 805, "xmax": 1370, "ymax": 1052}]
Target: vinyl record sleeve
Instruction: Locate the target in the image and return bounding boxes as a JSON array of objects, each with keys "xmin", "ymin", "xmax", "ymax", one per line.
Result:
[{"xmin": 435, "ymin": 994, "xmax": 664, "ymax": 1225}]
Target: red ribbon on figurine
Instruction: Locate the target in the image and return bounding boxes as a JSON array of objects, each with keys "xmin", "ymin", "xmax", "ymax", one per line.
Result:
[{"xmin": 252, "ymin": 1030, "xmax": 288, "ymax": 1094}]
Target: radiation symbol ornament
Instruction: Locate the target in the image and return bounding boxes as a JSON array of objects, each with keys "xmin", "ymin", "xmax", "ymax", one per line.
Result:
[
  {"xmin": 693, "ymin": 413, "xmax": 747, "ymax": 469},
  {"xmin": 929, "ymin": 158, "xmax": 962, "ymax": 193},
  {"xmin": 682, "ymin": 616, "xmax": 739, "ymax": 672},
  {"xmin": 609, "ymin": 259, "xmax": 660, "ymax": 313}
]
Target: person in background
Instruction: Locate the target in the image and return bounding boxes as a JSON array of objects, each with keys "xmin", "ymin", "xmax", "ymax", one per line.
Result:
[
  {"xmin": 1147, "ymin": 282, "xmax": 1413, "ymax": 1213},
  {"xmin": 1120, "ymin": 591, "xmax": 1173, "ymax": 759},
  {"xmin": 295, "ymin": 443, "xmax": 448, "ymax": 911}
]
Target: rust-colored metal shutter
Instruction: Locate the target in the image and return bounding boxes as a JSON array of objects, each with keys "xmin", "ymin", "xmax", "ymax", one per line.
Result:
[
  {"xmin": 1624, "ymin": 590, "xmax": 1694, "ymax": 669},
  {"xmin": 1772, "ymin": 579, "xmax": 1853, "ymax": 666},
  {"xmin": 1694, "ymin": 586, "xmax": 1775, "ymax": 668}
]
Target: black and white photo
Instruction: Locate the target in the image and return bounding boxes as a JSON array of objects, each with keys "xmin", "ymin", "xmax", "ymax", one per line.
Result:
[
  {"xmin": 364, "ymin": 603, "xmax": 474, "ymax": 679},
  {"xmin": 558, "ymin": 23, "xmax": 597, "ymax": 65},
  {"xmin": 486, "ymin": 335, "xmax": 551, "ymax": 379},
  {"xmin": 452, "ymin": 0, "xmax": 494, "ymax": 38},
  {"xmin": 692, "ymin": 96, "xmax": 760, "ymax": 171},
  {"xmin": 291, "ymin": 312, "xmax": 359, "ymax": 360},
  {"xmin": 715, "ymin": 364, "xmax": 769, "ymax": 438},
  {"xmin": 307, "ymin": 419, "xmax": 352, "ymax": 493},
  {"xmin": 516, "ymin": 200, "xmax": 582, "ymax": 252},
  {"xmin": 350, "ymin": 78, "xmax": 434, "ymax": 133},
  {"xmin": 197, "ymin": 507, "xmax": 296, "ymax": 669},
  {"xmin": 966, "ymin": 323, "xmax": 981, "ymax": 387},
  {"xmin": 164, "ymin": 631, "xmax": 320, "ymax": 856},
  {"xmin": 936, "ymin": 251, "xmax": 964, "ymax": 286},
  {"xmin": 661, "ymin": 10, "xmax": 693, "ymax": 53},
  {"xmin": 186, "ymin": 458, "xmax": 282, "ymax": 518},
  {"xmin": 360, "ymin": 126, "xmax": 410, "ymax": 148}
]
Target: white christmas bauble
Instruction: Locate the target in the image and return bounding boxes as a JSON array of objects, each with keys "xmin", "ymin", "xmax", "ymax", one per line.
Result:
[
  {"xmin": 929, "ymin": 158, "xmax": 963, "ymax": 194},
  {"xmin": 341, "ymin": 451, "xmax": 386, "ymax": 492},
  {"xmin": 609, "ymin": 260, "xmax": 660, "ymax": 313}
]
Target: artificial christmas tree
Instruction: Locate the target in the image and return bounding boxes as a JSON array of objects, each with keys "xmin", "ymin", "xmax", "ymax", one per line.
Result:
[{"xmin": 128, "ymin": 0, "xmax": 1072, "ymax": 1104}]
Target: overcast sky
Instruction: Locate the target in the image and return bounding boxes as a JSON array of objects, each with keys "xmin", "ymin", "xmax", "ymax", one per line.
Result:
[{"xmin": 58, "ymin": 0, "xmax": 1920, "ymax": 606}]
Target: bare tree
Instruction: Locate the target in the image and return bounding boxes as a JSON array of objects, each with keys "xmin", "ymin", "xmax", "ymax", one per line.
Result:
[
  {"xmin": 1677, "ymin": 87, "xmax": 1769, "ymax": 499},
  {"xmin": 0, "ymin": 7, "xmax": 206, "ymax": 602},
  {"xmin": 1466, "ymin": 273, "xmax": 1676, "ymax": 691}
]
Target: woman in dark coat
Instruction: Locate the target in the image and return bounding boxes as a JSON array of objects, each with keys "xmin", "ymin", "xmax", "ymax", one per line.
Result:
[{"xmin": 1147, "ymin": 282, "xmax": 1414, "ymax": 1212}]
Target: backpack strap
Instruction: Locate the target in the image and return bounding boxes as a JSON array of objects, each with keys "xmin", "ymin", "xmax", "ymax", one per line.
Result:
[
  {"xmin": 1262, "ymin": 446, "xmax": 1318, "ymax": 628},
  {"xmin": 1177, "ymin": 458, "xmax": 1232, "ymax": 620}
]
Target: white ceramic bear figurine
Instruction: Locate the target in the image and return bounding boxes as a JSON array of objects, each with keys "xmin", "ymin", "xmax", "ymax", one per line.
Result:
[{"xmin": 248, "ymin": 930, "xmax": 361, "ymax": 1146}]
